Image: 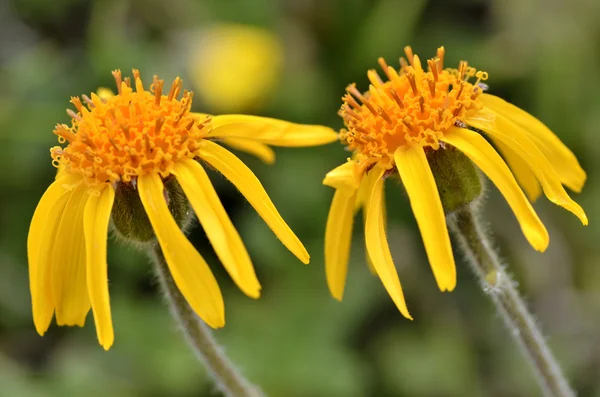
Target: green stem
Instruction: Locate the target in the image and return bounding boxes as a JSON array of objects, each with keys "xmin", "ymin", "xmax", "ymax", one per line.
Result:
[
  {"xmin": 448, "ymin": 208, "xmax": 575, "ymax": 397},
  {"xmin": 152, "ymin": 244, "xmax": 263, "ymax": 397}
]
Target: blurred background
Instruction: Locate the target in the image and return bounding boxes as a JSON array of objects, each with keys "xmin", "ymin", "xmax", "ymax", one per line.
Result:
[{"xmin": 2, "ymin": 0, "xmax": 600, "ymax": 396}]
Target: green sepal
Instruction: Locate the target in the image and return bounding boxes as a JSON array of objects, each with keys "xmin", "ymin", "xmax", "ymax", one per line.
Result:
[{"xmin": 111, "ymin": 176, "xmax": 191, "ymax": 243}]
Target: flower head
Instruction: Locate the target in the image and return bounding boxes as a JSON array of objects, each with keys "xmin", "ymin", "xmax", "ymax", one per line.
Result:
[
  {"xmin": 29, "ymin": 70, "xmax": 337, "ymax": 350},
  {"xmin": 324, "ymin": 46, "xmax": 587, "ymax": 318}
]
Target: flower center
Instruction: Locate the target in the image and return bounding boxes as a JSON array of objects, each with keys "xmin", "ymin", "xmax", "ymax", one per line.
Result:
[
  {"xmin": 51, "ymin": 70, "xmax": 210, "ymax": 186},
  {"xmin": 339, "ymin": 46, "xmax": 488, "ymax": 169}
]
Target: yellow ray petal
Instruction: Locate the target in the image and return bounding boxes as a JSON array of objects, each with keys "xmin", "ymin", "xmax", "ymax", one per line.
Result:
[
  {"xmin": 323, "ymin": 161, "xmax": 362, "ymax": 191},
  {"xmin": 83, "ymin": 184, "xmax": 115, "ymax": 350},
  {"xmin": 468, "ymin": 113, "xmax": 588, "ymax": 225},
  {"xmin": 364, "ymin": 166, "xmax": 412, "ymax": 319},
  {"xmin": 197, "ymin": 140, "xmax": 309, "ymax": 264},
  {"xmin": 325, "ymin": 188, "xmax": 357, "ymax": 300},
  {"xmin": 359, "ymin": 169, "xmax": 384, "ymax": 275},
  {"xmin": 219, "ymin": 137, "xmax": 276, "ymax": 164},
  {"xmin": 394, "ymin": 146, "xmax": 457, "ymax": 292},
  {"xmin": 173, "ymin": 158, "xmax": 261, "ymax": 298},
  {"xmin": 443, "ymin": 128, "xmax": 549, "ymax": 251},
  {"xmin": 205, "ymin": 114, "xmax": 339, "ymax": 147},
  {"xmin": 491, "ymin": 137, "xmax": 542, "ymax": 202},
  {"xmin": 481, "ymin": 94, "xmax": 586, "ymax": 192},
  {"xmin": 138, "ymin": 173, "xmax": 225, "ymax": 328},
  {"xmin": 28, "ymin": 174, "xmax": 82, "ymax": 335},
  {"xmin": 51, "ymin": 183, "xmax": 91, "ymax": 326}
]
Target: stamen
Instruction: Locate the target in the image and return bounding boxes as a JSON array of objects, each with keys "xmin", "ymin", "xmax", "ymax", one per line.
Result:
[
  {"xmin": 67, "ymin": 109, "xmax": 82, "ymax": 121},
  {"xmin": 386, "ymin": 88, "xmax": 404, "ymax": 108},
  {"xmin": 343, "ymin": 105, "xmax": 363, "ymax": 121},
  {"xmin": 378, "ymin": 57, "xmax": 392, "ymax": 80},
  {"xmin": 153, "ymin": 76, "xmax": 164, "ymax": 106},
  {"xmin": 112, "ymin": 70, "xmax": 123, "ymax": 94},
  {"xmin": 428, "ymin": 59, "xmax": 439, "ymax": 82},
  {"xmin": 402, "ymin": 117, "xmax": 414, "ymax": 131},
  {"xmin": 399, "ymin": 57, "xmax": 409, "ymax": 72},
  {"xmin": 70, "ymin": 97, "xmax": 83, "ymax": 112},
  {"xmin": 377, "ymin": 106, "xmax": 393, "ymax": 124},
  {"xmin": 82, "ymin": 94, "xmax": 95, "ymax": 109},
  {"xmin": 132, "ymin": 69, "xmax": 144, "ymax": 92},
  {"xmin": 406, "ymin": 72, "xmax": 419, "ymax": 96},
  {"xmin": 404, "ymin": 46, "xmax": 414, "ymax": 65},
  {"xmin": 123, "ymin": 77, "xmax": 131, "ymax": 88},
  {"xmin": 419, "ymin": 96, "xmax": 425, "ymax": 113},
  {"xmin": 367, "ymin": 69, "xmax": 384, "ymax": 86},
  {"xmin": 436, "ymin": 46, "xmax": 445, "ymax": 71},
  {"xmin": 168, "ymin": 77, "xmax": 183, "ymax": 101},
  {"xmin": 346, "ymin": 84, "xmax": 377, "ymax": 116},
  {"xmin": 427, "ymin": 78, "xmax": 436, "ymax": 97},
  {"xmin": 344, "ymin": 93, "xmax": 362, "ymax": 110},
  {"xmin": 53, "ymin": 124, "xmax": 77, "ymax": 142}
]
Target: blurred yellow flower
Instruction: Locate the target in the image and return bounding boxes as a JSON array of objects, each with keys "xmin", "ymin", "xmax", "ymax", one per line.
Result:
[
  {"xmin": 324, "ymin": 46, "xmax": 587, "ymax": 318},
  {"xmin": 28, "ymin": 70, "xmax": 337, "ymax": 350},
  {"xmin": 189, "ymin": 24, "xmax": 283, "ymax": 113}
]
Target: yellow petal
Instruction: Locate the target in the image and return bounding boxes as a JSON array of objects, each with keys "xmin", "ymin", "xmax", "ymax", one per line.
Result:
[
  {"xmin": 28, "ymin": 174, "xmax": 82, "ymax": 335},
  {"xmin": 481, "ymin": 94, "xmax": 586, "ymax": 192},
  {"xmin": 197, "ymin": 140, "xmax": 309, "ymax": 264},
  {"xmin": 219, "ymin": 137, "xmax": 276, "ymax": 164},
  {"xmin": 468, "ymin": 113, "xmax": 588, "ymax": 225},
  {"xmin": 51, "ymin": 182, "xmax": 91, "ymax": 326},
  {"xmin": 325, "ymin": 188, "xmax": 357, "ymax": 300},
  {"xmin": 491, "ymin": 137, "xmax": 542, "ymax": 202},
  {"xmin": 364, "ymin": 166, "xmax": 412, "ymax": 319},
  {"xmin": 138, "ymin": 173, "xmax": 225, "ymax": 328},
  {"xmin": 83, "ymin": 184, "xmax": 115, "ymax": 350},
  {"xmin": 394, "ymin": 146, "xmax": 457, "ymax": 292},
  {"xmin": 205, "ymin": 114, "xmax": 339, "ymax": 147},
  {"xmin": 323, "ymin": 161, "xmax": 362, "ymax": 191},
  {"xmin": 359, "ymin": 169, "xmax": 383, "ymax": 275},
  {"xmin": 443, "ymin": 128, "xmax": 549, "ymax": 251},
  {"xmin": 172, "ymin": 158, "xmax": 261, "ymax": 298}
]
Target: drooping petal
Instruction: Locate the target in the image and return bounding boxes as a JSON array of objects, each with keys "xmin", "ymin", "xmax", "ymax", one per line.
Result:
[
  {"xmin": 325, "ymin": 188, "xmax": 357, "ymax": 300},
  {"xmin": 364, "ymin": 166, "xmax": 412, "ymax": 319},
  {"xmin": 219, "ymin": 137, "xmax": 276, "ymax": 164},
  {"xmin": 443, "ymin": 127, "xmax": 549, "ymax": 251},
  {"xmin": 205, "ymin": 114, "xmax": 339, "ymax": 147},
  {"xmin": 197, "ymin": 140, "xmax": 309, "ymax": 264},
  {"xmin": 323, "ymin": 161, "xmax": 362, "ymax": 191},
  {"xmin": 138, "ymin": 173, "xmax": 225, "ymax": 328},
  {"xmin": 51, "ymin": 182, "xmax": 91, "ymax": 326},
  {"xmin": 83, "ymin": 184, "xmax": 115, "ymax": 350},
  {"xmin": 468, "ymin": 112, "xmax": 588, "ymax": 225},
  {"xmin": 394, "ymin": 146, "xmax": 457, "ymax": 292},
  {"xmin": 491, "ymin": 137, "xmax": 542, "ymax": 202},
  {"xmin": 481, "ymin": 94, "xmax": 586, "ymax": 192},
  {"xmin": 28, "ymin": 174, "xmax": 82, "ymax": 335},
  {"xmin": 359, "ymin": 169, "xmax": 384, "ymax": 275},
  {"xmin": 172, "ymin": 158, "xmax": 261, "ymax": 298}
]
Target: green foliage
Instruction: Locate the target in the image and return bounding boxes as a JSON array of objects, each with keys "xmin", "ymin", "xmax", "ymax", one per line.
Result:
[{"xmin": 2, "ymin": 0, "xmax": 600, "ymax": 396}]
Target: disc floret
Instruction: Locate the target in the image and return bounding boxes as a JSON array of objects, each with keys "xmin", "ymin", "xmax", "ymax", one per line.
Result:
[
  {"xmin": 51, "ymin": 70, "xmax": 210, "ymax": 187},
  {"xmin": 339, "ymin": 46, "xmax": 489, "ymax": 169}
]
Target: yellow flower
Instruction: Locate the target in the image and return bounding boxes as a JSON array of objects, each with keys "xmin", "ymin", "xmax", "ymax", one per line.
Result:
[
  {"xmin": 28, "ymin": 70, "xmax": 337, "ymax": 350},
  {"xmin": 324, "ymin": 46, "xmax": 587, "ymax": 318},
  {"xmin": 188, "ymin": 23, "xmax": 283, "ymax": 113}
]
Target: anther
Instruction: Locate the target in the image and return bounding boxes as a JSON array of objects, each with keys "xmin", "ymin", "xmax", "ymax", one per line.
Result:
[
  {"xmin": 346, "ymin": 84, "xmax": 377, "ymax": 116},
  {"xmin": 153, "ymin": 76, "xmax": 164, "ymax": 106},
  {"xmin": 399, "ymin": 57, "xmax": 409, "ymax": 72},
  {"xmin": 402, "ymin": 117, "xmax": 414, "ymax": 131},
  {"xmin": 428, "ymin": 59, "xmax": 439, "ymax": 82},
  {"xmin": 123, "ymin": 77, "xmax": 131, "ymax": 88},
  {"xmin": 378, "ymin": 57, "xmax": 392, "ymax": 80},
  {"xmin": 406, "ymin": 73, "xmax": 419, "ymax": 96},
  {"xmin": 377, "ymin": 106, "xmax": 393, "ymax": 124},
  {"xmin": 132, "ymin": 69, "xmax": 144, "ymax": 92},
  {"xmin": 344, "ymin": 93, "xmax": 362, "ymax": 110},
  {"xmin": 168, "ymin": 77, "xmax": 183, "ymax": 101},
  {"xmin": 70, "ymin": 97, "xmax": 83, "ymax": 112},
  {"xmin": 112, "ymin": 70, "xmax": 123, "ymax": 94},
  {"xmin": 453, "ymin": 103, "xmax": 464, "ymax": 117},
  {"xmin": 404, "ymin": 46, "xmax": 414, "ymax": 65},
  {"xmin": 108, "ymin": 137, "xmax": 123, "ymax": 151},
  {"xmin": 81, "ymin": 133, "xmax": 97, "ymax": 150},
  {"xmin": 427, "ymin": 78, "xmax": 436, "ymax": 97},
  {"xmin": 53, "ymin": 124, "xmax": 77, "ymax": 142},
  {"xmin": 419, "ymin": 96, "xmax": 425, "ymax": 113},
  {"xmin": 436, "ymin": 46, "xmax": 445, "ymax": 71},
  {"xmin": 67, "ymin": 109, "xmax": 82, "ymax": 121},
  {"xmin": 343, "ymin": 105, "xmax": 363, "ymax": 121},
  {"xmin": 155, "ymin": 116, "xmax": 166, "ymax": 134},
  {"xmin": 386, "ymin": 88, "xmax": 404, "ymax": 108},
  {"xmin": 82, "ymin": 94, "xmax": 95, "ymax": 109}
]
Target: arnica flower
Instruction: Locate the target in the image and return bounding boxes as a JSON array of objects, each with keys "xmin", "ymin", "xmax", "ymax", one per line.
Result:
[
  {"xmin": 324, "ymin": 46, "xmax": 587, "ymax": 318},
  {"xmin": 188, "ymin": 23, "xmax": 283, "ymax": 113},
  {"xmin": 28, "ymin": 70, "xmax": 337, "ymax": 349}
]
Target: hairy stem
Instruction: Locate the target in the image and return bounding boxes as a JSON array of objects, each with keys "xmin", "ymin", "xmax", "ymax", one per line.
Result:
[
  {"xmin": 448, "ymin": 208, "xmax": 575, "ymax": 397},
  {"xmin": 152, "ymin": 244, "xmax": 263, "ymax": 397}
]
